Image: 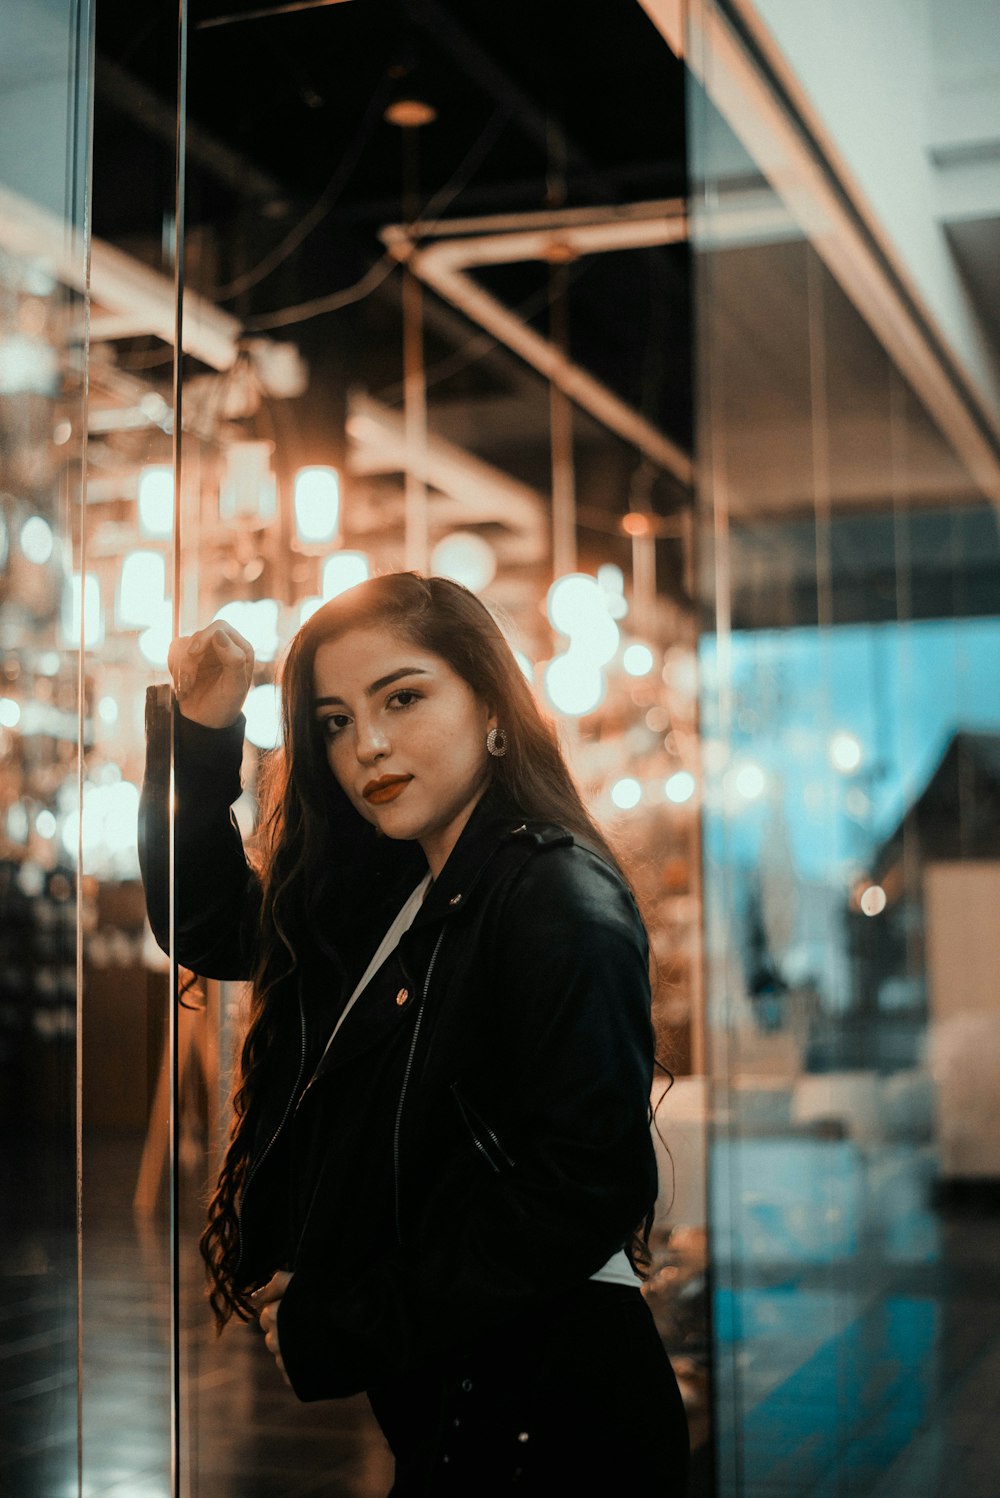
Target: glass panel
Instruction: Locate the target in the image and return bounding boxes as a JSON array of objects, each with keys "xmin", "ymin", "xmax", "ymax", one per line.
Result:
[
  {"xmin": 0, "ymin": 0, "xmax": 93, "ymax": 1493},
  {"xmin": 156, "ymin": 2, "xmax": 700, "ymax": 1492},
  {"xmin": 688, "ymin": 4, "xmax": 1000, "ymax": 1495},
  {"xmin": 73, "ymin": 1, "xmax": 186, "ymax": 1493}
]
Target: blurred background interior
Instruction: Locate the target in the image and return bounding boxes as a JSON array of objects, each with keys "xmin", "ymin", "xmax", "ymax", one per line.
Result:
[{"xmin": 1, "ymin": 1, "xmax": 999, "ymax": 1494}]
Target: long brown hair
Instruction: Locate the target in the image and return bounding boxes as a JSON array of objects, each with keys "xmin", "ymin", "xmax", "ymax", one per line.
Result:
[{"xmin": 201, "ymin": 572, "xmax": 644, "ymax": 1327}]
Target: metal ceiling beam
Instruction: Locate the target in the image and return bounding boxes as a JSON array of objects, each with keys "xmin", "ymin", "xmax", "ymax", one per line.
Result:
[
  {"xmin": 381, "ymin": 201, "xmax": 693, "ymax": 487},
  {"xmin": 346, "ymin": 393, "xmax": 547, "ymax": 562},
  {"xmin": 0, "ymin": 183, "xmax": 241, "ymax": 371}
]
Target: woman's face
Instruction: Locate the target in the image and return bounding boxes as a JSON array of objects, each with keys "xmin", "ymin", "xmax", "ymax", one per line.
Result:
[{"xmin": 312, "ymin": 624, "xmax": 497, "ymax": 879}]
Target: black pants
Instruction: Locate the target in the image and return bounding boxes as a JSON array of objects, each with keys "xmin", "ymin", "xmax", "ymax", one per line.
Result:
[{"xmin": 368, "ymin": 1282, "xmax": 690, "ymax": 1496}]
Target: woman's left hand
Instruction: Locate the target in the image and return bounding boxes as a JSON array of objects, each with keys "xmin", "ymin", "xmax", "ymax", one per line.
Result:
[{"xmin": 253, "ymin": 1271, "xmax": 293, "ymax": 1384}]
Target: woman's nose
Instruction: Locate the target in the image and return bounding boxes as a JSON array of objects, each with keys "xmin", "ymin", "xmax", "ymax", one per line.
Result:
[{"xmin": 355, "ymin": 719, "xmax": 390, "ymax": 764}]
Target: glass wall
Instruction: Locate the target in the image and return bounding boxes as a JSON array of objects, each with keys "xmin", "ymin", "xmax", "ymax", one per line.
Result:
[
  {"xmin": 84, "ymin": 2, "xmax": 699, "ymax": 1494},
  {"xmin": 18, "ymin": 1, "xmax": 1000, "ymax": 1493},
  {"xmin": 688, "ymin": 2, "xmax": 1000, "ymax": 1495},
  {"xmin": 0, "ymin": 0, "xmax": 92, "ymax": 1491}
]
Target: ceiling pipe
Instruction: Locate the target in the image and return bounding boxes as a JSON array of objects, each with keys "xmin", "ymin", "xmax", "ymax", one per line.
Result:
[{"xmin": 380, "ymin": 200, "xmax": 693, "ymax": 488}]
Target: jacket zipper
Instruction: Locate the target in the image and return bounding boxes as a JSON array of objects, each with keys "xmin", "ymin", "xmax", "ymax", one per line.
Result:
[
  {"xmin": 234, "ymin": 973, "xmax": 307, "ymax": 1279},
  {"xmin": 393, "ymin": 925, "xmax": 446, "ymax": 1243},
  {"xmin": 451, "ymin": 1084, "xmax": 515, "ymax": 1173}
]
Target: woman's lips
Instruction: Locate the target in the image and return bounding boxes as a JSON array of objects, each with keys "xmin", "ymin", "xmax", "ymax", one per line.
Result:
[{"xmin": 364, "ymin": 776, "xmax": 412, "ymax": 805}]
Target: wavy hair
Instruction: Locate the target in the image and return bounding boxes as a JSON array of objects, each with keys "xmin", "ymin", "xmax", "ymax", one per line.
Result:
[{"xmin": 201, "ymin": 572, "xmax": 649, "ymax": 1328}]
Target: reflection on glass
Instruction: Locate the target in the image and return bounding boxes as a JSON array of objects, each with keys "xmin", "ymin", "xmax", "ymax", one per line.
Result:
[
  {"xmin": 0, "ymin": 0, "xmax": 95, "ymax": 1491},
  {"xmin": 690, "ymin": 3, "xmax": 1000, "ymax": 1493}
]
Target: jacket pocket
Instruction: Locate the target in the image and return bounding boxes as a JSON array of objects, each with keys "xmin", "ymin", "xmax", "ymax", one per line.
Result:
[{"xmin": 450, "ymin": 1082, "xmax": 515, "ymax": 1174}]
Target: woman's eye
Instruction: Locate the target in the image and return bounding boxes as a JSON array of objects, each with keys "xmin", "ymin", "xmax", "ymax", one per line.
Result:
[
  {"xmin": 388, "ymin": 689, "xmax": 421, "ymax": 710},
  {"xmin": 321, "ymin": 714, "xmax": 351, "ymax": 739}
]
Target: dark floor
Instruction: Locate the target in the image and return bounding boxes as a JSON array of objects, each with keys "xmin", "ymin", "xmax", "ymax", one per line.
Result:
[
  {"xmin": 1, "ymin": 1133, "xmax": 396, "ymax": 1497},
  {"xmin": 3, "ymin": 1135, "xmax": 999, "ymax": 1497},
  {"xmin": 1, "ymin": 1133, "xmax": 704, "ymax": 1498}
]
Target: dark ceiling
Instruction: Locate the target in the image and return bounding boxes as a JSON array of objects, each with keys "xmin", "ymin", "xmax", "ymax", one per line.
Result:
[{"xmin": 90, "ymin": 0, "xmax": 692, "ymax": 581}]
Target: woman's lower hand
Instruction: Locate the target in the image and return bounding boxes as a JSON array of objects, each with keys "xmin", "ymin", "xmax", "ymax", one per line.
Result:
[
  {"xmin": 252, "ymin": 1270, "xmax": 293, "ymax": 1385},
  {"xmin": 167, "ymin": 622, "xmax": 254, "ymax": 728}
]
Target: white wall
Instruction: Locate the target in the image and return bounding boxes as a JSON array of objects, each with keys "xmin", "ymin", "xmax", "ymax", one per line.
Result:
[{"xmin": 747, "ymin": 0, "xmax": 1000, "ymax": 431}]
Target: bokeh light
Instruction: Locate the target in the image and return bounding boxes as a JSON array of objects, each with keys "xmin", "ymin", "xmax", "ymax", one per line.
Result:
[
  {"xmin": 138, "ymin": 603, "xmax": 173, "ymax": 669},
  {"xmin": 431, "ymin": 532, "xmax": 497, "ymax": 593},
  {"xmin": 62, "ymin": 573, "xmax": 103, "ymax": 648},
  {"xmin": 294, "ymin": 466, "xmax": 340, "ymax": 545},
  {"xmin": 623, "ymin": 643, "xmax": 655, "ymax": 677},
  {"xmin": 117, "ymin": 551, "xmax": 166, "ymax": 629},
  {"xmin": 61, "ymin": 781, "xmax": 141, "ymax": 873},
  {"xmin": 244, "ymin": 683, "xmax": 283, "ymax": 750},
  {"xmin": 734, "ymin": 762, "xmax": 766, "ymax": 801},
  {"xmin": 547, "ymin": 573, "xmax": 605, "ymax": 636},
  {"xmin": 20, "ymin": 514, "xmax": 54, "ymax": 565},
  {"xmin": 322, "ymin": 551, "xmax": 370, "ymax": 600},
  {"xmin": 215, "ymin": 599, "xmax": 281, "ymax": 663},
  {"xmin": 543, "ymin": 652, "xmax": 606, "ymax": 717},
  {"xmin": 829, "ymin": 730, "xmax": 863, "ymax": 774},
  {"xmin": 665, "ymin": 770, "xmax": 696, "ymax": 804},
  {"xmin": 611, "ymin": 777, "xmax": 642, "ymax": 810},
  {"xmin": 596, "ymin": 562, "xmax": 628, "ymax": 619},
  {"xmin": 137, "ymin": 465, "xmax": 173, "ymax": 538}
]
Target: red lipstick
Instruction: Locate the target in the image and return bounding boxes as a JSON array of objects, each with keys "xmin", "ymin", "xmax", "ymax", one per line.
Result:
[{"xmin": 363, "ymin": 774, "xmax": 412, "ymax": 805}]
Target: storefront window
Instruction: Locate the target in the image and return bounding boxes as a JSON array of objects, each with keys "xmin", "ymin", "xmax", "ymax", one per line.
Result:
[{"xmin": 687, "ymin": 1, "xmax": 1000, "ymax": 1493}]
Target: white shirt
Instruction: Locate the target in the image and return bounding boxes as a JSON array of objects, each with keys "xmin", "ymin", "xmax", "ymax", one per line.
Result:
[{"xmin": 322, "ymin": 874, "xmax": 640, "ymax": 1291}]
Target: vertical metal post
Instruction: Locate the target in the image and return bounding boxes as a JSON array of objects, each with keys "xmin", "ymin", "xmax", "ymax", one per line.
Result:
[
  {"xmin": 630, "ymin": 529, "xmax": 657, "ymax": 637},
  {"xmin": 401, "ymin": 125, "xmax": 429, "ymax": 573},
  {"xmin": 402, "ymin": 263, "xmax": 429, "ymax": 572},
  {"xmin": 548, "ymin": 262, "xmax": 577, "ymax": 579},
  {"xmin": 73, "ymin": 1, "xmax": 97, "ymax": 1489},
  {"xmin": 170, "ymin": 3, "xmax": 188, "ymax": 1495}
]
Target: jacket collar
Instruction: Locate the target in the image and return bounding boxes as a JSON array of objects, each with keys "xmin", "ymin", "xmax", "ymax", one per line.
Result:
[{"xmin": 406, "ymin": 778, "xmax": 526, "ymax": 932}]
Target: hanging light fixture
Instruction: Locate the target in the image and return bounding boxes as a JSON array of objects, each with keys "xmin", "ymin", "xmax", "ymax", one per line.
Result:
[{"xmin": 383, "ymin": 58, "xmax": 438, "ymax": 129}]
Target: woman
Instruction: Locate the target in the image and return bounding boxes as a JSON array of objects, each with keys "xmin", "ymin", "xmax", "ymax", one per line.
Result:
[{"xmin": 139, "ymin": 572, "xmax": 689, "ymax": 1495}]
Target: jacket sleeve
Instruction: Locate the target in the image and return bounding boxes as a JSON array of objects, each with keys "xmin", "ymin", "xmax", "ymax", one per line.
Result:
[
  {"xmin": 277, "ymin": 844, "xmax": 658, "ymax": 1400},
  {"xmin": 137, "ymin": 684, "xmax": 260, "ymax": 981}
]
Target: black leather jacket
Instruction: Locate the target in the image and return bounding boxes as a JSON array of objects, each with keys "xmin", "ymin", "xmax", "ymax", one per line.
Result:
[{"xmin": 139, "ymin": 688, "xmax": 658, "ymax": 1402}]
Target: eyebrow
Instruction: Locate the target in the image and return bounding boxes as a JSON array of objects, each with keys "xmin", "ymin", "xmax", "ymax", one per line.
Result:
[{"xmin": 314, "ymin": 666, "xmax": 430, "ymax": 709}]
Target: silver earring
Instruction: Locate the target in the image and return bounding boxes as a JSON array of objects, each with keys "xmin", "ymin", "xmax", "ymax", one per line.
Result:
[{"xmin": 486, "ymin": 726, "xmax": 507, "ymax": 758}]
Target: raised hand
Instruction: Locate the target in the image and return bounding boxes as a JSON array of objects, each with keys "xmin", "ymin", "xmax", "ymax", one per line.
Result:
[{"xmin": 167, "ymin": 622, "xmax": 255, "ymax": 729}]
